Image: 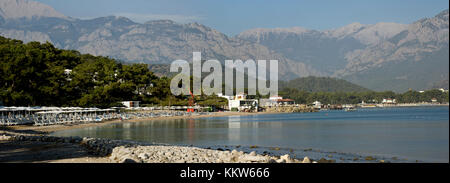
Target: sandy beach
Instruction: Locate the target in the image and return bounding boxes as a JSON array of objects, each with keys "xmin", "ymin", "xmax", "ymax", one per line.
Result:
[{"xmin": 4, "ymin": 111, "xmax": 271, "ymax": 134}]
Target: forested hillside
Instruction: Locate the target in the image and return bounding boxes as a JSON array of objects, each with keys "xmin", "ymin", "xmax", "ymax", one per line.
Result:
[{"xmin": 280, "ymin": 76, "xmax": 371, "ymax": 92}]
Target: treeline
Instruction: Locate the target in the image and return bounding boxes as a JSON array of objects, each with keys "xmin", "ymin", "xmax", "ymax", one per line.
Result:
[
  {"xmin": 0, "ymin": 36, "xmax": 229, "ymax": 108},
  {"xmin": 0, "ymin": 36, "xmax": 226, "ymax": 108},
  {"xmin": 280, "ymin": 88, "xmax": 449, "ymax": 105}
]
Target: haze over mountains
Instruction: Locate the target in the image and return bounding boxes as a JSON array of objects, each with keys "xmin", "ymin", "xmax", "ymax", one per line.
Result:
[{"xmin": 0, "ymin": 0, "xmax": 448, "ymax": 92}]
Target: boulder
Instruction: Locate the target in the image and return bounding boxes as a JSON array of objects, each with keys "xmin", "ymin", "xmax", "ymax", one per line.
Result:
[
  {"xmin": 302, "ymin": 157, "xmax": 311, "ymax": 163},
  {"xmin": 280, "ymin": 154, "xmax": 293, "ymax": 163}
]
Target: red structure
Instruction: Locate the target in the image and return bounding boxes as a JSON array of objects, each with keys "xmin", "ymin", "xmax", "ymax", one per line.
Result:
[{"xmin": 187, "ymin": 91, "xmax": 195, "ymax": 112}]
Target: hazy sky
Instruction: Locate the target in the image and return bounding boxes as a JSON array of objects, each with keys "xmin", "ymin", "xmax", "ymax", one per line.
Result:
[{"xmin": 36, "ymin": 0, "xmax": 449, "ymax": 36}]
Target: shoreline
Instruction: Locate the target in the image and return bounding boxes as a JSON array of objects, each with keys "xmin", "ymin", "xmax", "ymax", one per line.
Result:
[
  {"xmin": 0, "ymin": 111, "xmax": 323, "ymax": 163},
  {"xmin": 3, "ymin": 105, "xmax": 448, "ymax": 134},
  {"xmin": 4, "ymin": 111, "xmax": 281, "ymax": 134},
  {"xmin": 2, "ymin": 108, "xmax": 444, "ymax": 163},
  {"xmin": 1, "ymin": 128, "xmax": 310, "ymax": 164}
]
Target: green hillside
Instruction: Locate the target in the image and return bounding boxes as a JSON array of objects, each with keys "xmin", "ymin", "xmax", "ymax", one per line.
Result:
[{"xmin": 280, "ymin": 76, "xmax": 371, "ymax": 92}]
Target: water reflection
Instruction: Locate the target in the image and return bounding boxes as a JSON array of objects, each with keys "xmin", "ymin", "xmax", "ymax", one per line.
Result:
[
  {"xmin": 228, "ymin": 115, "xmax": 241, "ymax": 142},
  {"xmin": 52, "ymin": 107, "xmax": 449, "ymax": 162}
]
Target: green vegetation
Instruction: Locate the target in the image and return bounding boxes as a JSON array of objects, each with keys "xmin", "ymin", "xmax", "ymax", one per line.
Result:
[
  {"xmin": 280, "ymin": 76, "xmax": 371, "ymax": 93},
  {"xmin": 279, "ymin": 77, "xmax": 448, "ymax": 105},
  {"xmin": 0, "ymin": 36, "xmax": 238, "ymax": 108},
  {"xmin": 0, "ymin": 36, "xmax": 174, "ymax": 107},
  {"xmin": 280, "ymin": 88, "xmax": 449, "ymax": 105}
]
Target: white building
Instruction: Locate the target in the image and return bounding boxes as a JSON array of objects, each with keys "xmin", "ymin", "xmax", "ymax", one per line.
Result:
[
  {"xmin": 312, "ymin": 101, "xmax": 322, "ymax": 109},
  {"xmin": 269, "ymin": 96, "xmax": 283, "ymax": 100},
  {"xmin": 121, "ymin": 101, "xmax": 140, "ymax": 108},
  {"xmin": 439, "ymin": 88, "xmax": 449, "ymax": 93},
  {"xmin": 228, "ymin": 93, "xmax": 258, "ymax": 112},
  {"xmin": 260, "ymin": 96, "xmax": 295, "ymax": 107},
  {"xmin": 382, "ymin": 98, "xmax": 396, "ymax": 104},
  {"xmin": 431, "ymin": 98, "xmax": 438, "ymax": 103}
]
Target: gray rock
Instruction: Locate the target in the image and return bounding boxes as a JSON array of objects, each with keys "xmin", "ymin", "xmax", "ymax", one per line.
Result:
[{"xmin": 240, "ymin": 155, "xmax": 269, "ymax": 162}]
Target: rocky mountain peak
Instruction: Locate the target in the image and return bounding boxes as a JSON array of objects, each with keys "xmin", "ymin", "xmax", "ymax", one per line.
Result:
[
  {"xmin": 325, "ymin": 22, "xmax": 366, "ymax": 38},
  {"xmin": 145, "ymin": 19, "xmax": 176, "ymax": 25},
  {"xmin": 436, "ymin": 9, "xmax": 449, "ymax": 20},
  {"xmin": 238, "ymin": 27, "xmax": 312, "ymax": 38},
  {"xmin": 0, "ymin": 0, "xmax": 67, "ymax": 19}
]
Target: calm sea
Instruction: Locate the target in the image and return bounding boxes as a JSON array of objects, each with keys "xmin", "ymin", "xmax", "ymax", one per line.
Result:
[{"xmin": 52, "ymin": 107, "xmax": 449, "ymax": 163}]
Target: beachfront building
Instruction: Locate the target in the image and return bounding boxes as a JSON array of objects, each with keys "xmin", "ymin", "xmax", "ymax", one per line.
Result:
[
  {"xmin": 259, "ymin": 96, "xmax": 295, "ymax": 107},
  {"xmin": 382, "ymin": 98, "xmax": 396, "ymax": 104},
  {"xmin": 312, "ymin": 101, "xmax": 322, "ymax": 109},
  {"xmin": 121, "ymin": 101, "xmax": 140, "ymax": 108},
  {"xmin": 228, "ymin": 93, "xmax": 258, "ymax": 112},
  {"xmin": 431, "ymin": 98, "xmax": 438, "ymax": 103}
]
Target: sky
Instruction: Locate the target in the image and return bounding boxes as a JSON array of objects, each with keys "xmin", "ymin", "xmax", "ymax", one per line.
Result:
[{"xmin": 36, "ymin": 0, "xmax": 449, "ymax": 36}]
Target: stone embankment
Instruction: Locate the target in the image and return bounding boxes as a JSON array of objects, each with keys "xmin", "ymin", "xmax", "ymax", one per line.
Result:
[
  {"xmin": 2, "ymin": 134, "xmax": 315, "ymax": 163},
  {"xmin": 264, "ymin": 106, "xmax": 317, "ymax": 113}
]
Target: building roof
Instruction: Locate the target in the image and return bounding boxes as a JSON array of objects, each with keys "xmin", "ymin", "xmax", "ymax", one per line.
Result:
[{"xmin": 276, "ymin": 99, "xmax": 294, "ymax": 102}]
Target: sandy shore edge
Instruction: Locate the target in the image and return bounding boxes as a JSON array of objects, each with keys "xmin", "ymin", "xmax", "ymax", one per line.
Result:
[
  {"xmin": 5, "ymin": 111, "xmax": 281, "ymax": 134},
  {"xmin": 1, "ymin": 111, "xmax": 310, "ymax": 163}
]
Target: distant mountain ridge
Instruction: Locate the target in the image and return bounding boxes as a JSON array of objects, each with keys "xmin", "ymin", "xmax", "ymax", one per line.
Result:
[
  {"xmin": 0, "ymin": 15, "xmax": 322, "ymax": 80},
  {"xmin": 336, "ymin": 9, "xmax": 449, "ymax": 91},
  {"xmin": 237, "ymin": 10, "xmax": 449, "ymax": 92},
  {"xmin": 0, "ymin": 0, "xmax": 448, "ymax": 92},
  {"xmin": 0, "ymin": 0, "xmax": 67, "ymax": 19}
]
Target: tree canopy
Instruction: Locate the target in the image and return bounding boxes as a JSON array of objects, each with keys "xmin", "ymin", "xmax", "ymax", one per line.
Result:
[{"xmin": 0, "ymin": 36, "xmax": 164, "ymax": 108}]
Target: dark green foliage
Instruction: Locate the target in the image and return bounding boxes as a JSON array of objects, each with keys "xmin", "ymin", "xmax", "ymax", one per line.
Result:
[
  {"xmin": 0, "ymin": 36, "xmax": 166, "ymax": 108},
  {"xmin": 280, "ymin": 76, "xmax": 371, "ymax": 93}
]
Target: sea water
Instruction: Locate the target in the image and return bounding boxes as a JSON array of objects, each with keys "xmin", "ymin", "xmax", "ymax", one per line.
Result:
[{"xmin": 52, "ymin": 107, "xmax": 449, "ymax": 163}]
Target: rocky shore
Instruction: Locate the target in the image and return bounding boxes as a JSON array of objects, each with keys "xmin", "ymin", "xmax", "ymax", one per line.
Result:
[
  {"xmin": 1, "ymin": 133, "xmax": 316, "ymax": 163},
  {"xmin": 264, "ymin": 106, "xmax": 317, "ymax": 113}
]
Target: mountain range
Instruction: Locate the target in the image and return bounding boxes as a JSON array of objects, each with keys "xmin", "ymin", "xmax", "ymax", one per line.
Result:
[{"xmin": 0, "ymin": 0, "xmax": 448, "ymax": 92}]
